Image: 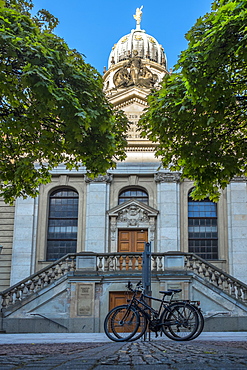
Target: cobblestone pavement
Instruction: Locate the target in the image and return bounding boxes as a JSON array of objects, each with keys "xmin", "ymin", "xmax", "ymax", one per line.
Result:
[{"xmin": 0, "ymin": 340, "xmax": 246, "ymax": 369}]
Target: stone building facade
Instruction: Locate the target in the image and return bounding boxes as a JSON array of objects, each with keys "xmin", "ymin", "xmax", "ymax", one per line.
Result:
[{"xmin": 0, "ymin": 8, "xmax": 247, "ymax": 333}]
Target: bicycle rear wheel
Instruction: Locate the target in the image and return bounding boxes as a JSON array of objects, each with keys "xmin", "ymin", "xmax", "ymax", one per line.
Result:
[
  {"xmin": 104, "ymin": 305, "xmax": 140, "ymax": 342},
  {"xmin": 161, "ymin": 302, "xmax": 199, "ymax": 341}
]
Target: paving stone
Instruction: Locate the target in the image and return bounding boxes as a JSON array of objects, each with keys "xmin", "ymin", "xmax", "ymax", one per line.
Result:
[{"xmin": 0, "ymin": 339, "xmax": 246, "ymax": 369}]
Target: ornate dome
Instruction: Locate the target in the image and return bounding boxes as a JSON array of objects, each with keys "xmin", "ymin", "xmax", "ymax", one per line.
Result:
[{"xmin": 108, "ymin": 7, "xmax": 167, "ymax": 70}]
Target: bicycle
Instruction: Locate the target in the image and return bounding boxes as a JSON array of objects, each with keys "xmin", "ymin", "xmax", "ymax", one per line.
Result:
[{"xmin": 104, "ymin": 281, "xmax": 202, "ymax": 342}]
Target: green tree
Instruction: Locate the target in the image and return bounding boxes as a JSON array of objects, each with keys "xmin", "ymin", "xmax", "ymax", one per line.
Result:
[
  {"xmin": 140, "ymin": 0, "xmax": 247, "ymax": 200},
  {"xmin": 0, "ymin": 0, "xmax": 128, "ymax": 203}
]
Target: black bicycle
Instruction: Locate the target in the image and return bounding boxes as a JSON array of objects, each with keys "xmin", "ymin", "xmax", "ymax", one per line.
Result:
[{"xmin": 104, "ymin": 281, "xmax": 203, "ymax": 342}]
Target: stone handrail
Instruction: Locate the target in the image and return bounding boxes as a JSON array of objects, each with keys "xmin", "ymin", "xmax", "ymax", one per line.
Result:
[{"xmin": 1, "ymin": 251, "xmax": 247, "ymax": 310}]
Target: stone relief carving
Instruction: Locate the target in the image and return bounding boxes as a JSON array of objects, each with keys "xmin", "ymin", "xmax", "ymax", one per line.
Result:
[
  {"xmin": 117, "ymin": 205, "xmax": 149, "ymax": 226},
  {"xmin": 154, "ymin": 173, "xmax": 181, "ymax": 183},
  {"xmin": 84, "ymin": 174, "xmax": 113, "ymax": 183},
  {"xmin": 110, "ymin": 217, "xmax": 117, "ymax": 241},
  {"xmin": 113, "ymin": 55, "xmax": 158, "ymax": 89},
  {"xmin": 149, "ymin": 217, "xmax": 156, "ymax": 241}
]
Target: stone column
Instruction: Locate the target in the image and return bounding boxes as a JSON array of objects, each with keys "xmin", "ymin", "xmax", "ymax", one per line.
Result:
[
  {"xmin": 10, "ymin": 196, "xmax": 38, "ymax": 285},
  {"xmin": 84, "ymin": 175, "xmax": 112, "ymax": 253},
  {"xmin": 227, "ymin": 179, "xmax": 247, "ymax": 283},
  {"xmin": 155, "ymin": 173, "xmax": 180, "ymax": 253}
]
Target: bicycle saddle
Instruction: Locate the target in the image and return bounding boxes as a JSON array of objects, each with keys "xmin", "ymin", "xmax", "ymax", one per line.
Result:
[
  {"xmin": 168, "ymin": 289, "xmax": 182, "ymax": 293},
  {"xmin": 159, "ymin": 291, "xmax": 173, "ymax": 295}
]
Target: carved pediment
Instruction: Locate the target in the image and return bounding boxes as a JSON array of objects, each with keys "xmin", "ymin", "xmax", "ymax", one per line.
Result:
[
  {"xmin": 108, "ymin": 199, "xmax": 158, "ymax": 217},
  {"xmin": 108, "ymin": 200, "xmax": 158, "ymax": 227}
]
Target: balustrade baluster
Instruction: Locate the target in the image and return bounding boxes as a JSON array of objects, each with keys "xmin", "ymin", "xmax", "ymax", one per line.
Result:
[
  {"xmin": 22, "ymin": 283, "xmax": 29, "ymax": 296},
  {"xmin": 230, "ymin": 282, "xmax": 236, "ymax": 298},
  {"xmin": 57, "ymin": 262, "xmax": 63, "ymax": 278},
  {"xmin": 50, "ymin": 267, "xmax": 56, "ymax": 283},
  {"xmin": 98, "ymin": 256, "xmax": 103, "ymax": 271},
  {"xmin": 204, "ymin": 266, "xmax": 210, "ymax": 278},
  {"xmin": 109, "ymin": 256, "xmax": 114, "ymax": 271},
  {"xmin": 44, "ymin": 271, "xmax": 49, "ymax": 286},
  {"xmin": 1, "ymin": 294, "xmax": 8, "ymax": 308},
  {"xmin": 15, "ymin": 288, "xmax": 21, "ymax": 301},
  {"xmin": 152, "ymin": 256, "xmax": 157, "ymax": 271},
  {"xmin": 211, "ymin": 271, "xmax": 216, "ymax": 284},
  {"xmin": 70, "ymin": 256, "xmax": 76, "ymax": 271},
  {"xmin": 37, "ymin": 275, "xmax": 43, "ymax": 290},
  {"xmin": 30, "ymin": 280, "xmax": 35, "ymax": 293},
  {"xmin": 134, "ymin": 257, "xmax": 139, "ymax": 271},
  {"xmin": 64, "ymin": 258, "xmax": 69, "ymax": 274},
  {"xmin": 185, "ymin": 257, "xmax": 191, "ymax": 270},
  {"xmin": 217, "ymin": 274, "xmax": 223, "ymax": 288},
  {"xmin": 116, "ymin": 256, "xmax": 121, "ymax": 271},
  {"xmin": 192, "ymin": 258, "xmax": 197, "ymax": 271},
  {"xmin": 104, "ymin": 256, "xmax": 109, "ymax": 272},
  {"xmin": 8, "ymin": 291, "xmax": 14, "ymax": 305},
  {"xmin": 122, "ymin": 256, "xmax": 126, "ymax": 271},
  {"xmin": 198, "ymin": 262, "xmax": 204, "ymax": 274},
  {"xmin": 158, "ymin": 256, "xmax": 163, "ymax": 271},
  {"xmin": 128, "ymin": 256, "xmax": 133, "ymax": 270},
  {"xmin": 243, "ymin": 288, "xmax": 247, "ymax": 303},
  {"xmin": 237, "ymin": 285, "xmax": 243, "ymax": 300}
]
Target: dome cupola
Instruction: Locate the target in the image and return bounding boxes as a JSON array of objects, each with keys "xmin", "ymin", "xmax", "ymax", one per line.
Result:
[{"xmin": 108, "ymin": 6, "xmax": 167, "ymax": 69}]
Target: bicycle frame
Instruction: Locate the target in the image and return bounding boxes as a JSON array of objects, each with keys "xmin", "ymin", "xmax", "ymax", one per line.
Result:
[{"xmin": 126, "ymin": 288, "xmax": 198, "ymax": 329}]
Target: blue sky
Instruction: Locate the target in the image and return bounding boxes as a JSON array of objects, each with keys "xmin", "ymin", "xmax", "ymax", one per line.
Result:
[{"xmin": 33, "ymin": 0, "xmax": 213, "ymax": 73}]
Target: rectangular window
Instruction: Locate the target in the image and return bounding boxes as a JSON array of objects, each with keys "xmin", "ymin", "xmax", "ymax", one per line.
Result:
[{"xmin": 188, "ymin": 197, "xmax": 218, "ymax": 260}]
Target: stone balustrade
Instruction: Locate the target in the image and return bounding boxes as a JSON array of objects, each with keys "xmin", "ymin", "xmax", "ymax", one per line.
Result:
[
  {"xmin": 184, "ymin": 253, "xmax": 247, "ymax": 304},
  {"xmin": 1, "ymin": 252, "xmax": 247, "ymax": 310},
  {"xmin": 0, "ymin": 255, "xmax": 76, "ymax": 310}
]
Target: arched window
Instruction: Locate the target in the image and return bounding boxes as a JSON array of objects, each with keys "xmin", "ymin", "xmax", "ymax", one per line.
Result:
[
  {"xmin": 118, "ymin": 188, "xmax": 148, "ymax": 205},
  {"xmin": 47, "ymin": 188, "xmax": 79, "ymax": 261},
  {"xmin": 188, "ymin": 194, "xmax": 218, "ymax": 260}
]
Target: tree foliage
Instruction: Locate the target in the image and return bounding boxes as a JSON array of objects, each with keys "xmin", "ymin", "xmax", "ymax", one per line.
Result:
[
  {"xmin": 0, "ymin": 0, "xmax": 128, "ymax": 203},
  {"xmin": 140, "ymin": 0, "xmax": 247, "ymax": 200}
]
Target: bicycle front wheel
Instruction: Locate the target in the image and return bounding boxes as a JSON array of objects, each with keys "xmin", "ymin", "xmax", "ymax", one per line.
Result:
[
  {"xmin": 127, "ymin": 310, "xmax": 148, "ymax": 341},
  {"xmin": 161, "ymin": 302, "xmax": 199, "ymax": 341},
  {"xmin": 104, "ymin": 305, "xmax": 140, "ymax": 342},
  {"xmin": 189, "ymin": 307, "xmax": 204, "ymax": 340}
]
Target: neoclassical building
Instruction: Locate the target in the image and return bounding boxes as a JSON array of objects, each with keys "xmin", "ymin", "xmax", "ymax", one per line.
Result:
[{"xmin": 0, "ymin": 8, "xmax": 247, "ymax": 333}]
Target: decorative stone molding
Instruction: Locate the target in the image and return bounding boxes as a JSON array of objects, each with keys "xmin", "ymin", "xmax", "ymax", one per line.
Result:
[
  {"xmin": 84, "ymin": 174, "xmax": 113, "ymax": 183},
  {"xmin": 117, "ymin": 205, "xmax": 149, "ymax": 226},
  {"xmin": 114, "ymin": 97, "xmax": 148, "ymax": 110},
  {"xmin": 230, "ymin": 176, "xmax": 247, "ymax": 183},
  {"xmin": 110, "ymin": 217, "xmax": 117, "ymax": 241},
  {"xmin": 126, "ymin": 145, "xmax": 156, "ymax": 152},
  {"xmin": 154, "ymin": 172, "xmax": 181, "ymax": 183}
]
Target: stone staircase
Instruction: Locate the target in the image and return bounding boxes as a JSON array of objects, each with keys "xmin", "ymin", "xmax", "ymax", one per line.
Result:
[{"xmin": 1, "ymin": 252, "xmax": 247, "ymax": 333}]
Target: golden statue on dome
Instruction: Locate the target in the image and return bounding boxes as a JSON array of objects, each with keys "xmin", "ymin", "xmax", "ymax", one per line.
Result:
[{"xmin": 133, "ymin": 6, "xmax": 143, "ymax": 30}]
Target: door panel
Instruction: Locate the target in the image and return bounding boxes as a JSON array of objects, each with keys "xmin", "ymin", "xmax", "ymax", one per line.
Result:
[
  {"xmin": 110, "ymin": 291, "xmax": 129, "ymax": 310},
  {"xmin": 118, "ymin": 230, "xmax": 147, "ymax": 253},
  {"xmin": 136, "ymin": 231, "xmax": 148, "ymax": 252},
  {"xmin": 118, "ymin": 231, "xmax": 132, "ymax": 252}
]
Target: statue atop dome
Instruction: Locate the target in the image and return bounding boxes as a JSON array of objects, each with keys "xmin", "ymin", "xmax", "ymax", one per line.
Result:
[{"xmin": 133, "ymin": 6, "xmax": 143, "ymax": 30}]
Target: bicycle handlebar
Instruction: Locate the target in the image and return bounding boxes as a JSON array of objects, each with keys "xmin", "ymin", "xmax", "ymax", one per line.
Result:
[{"xmin": 126, "ymin": 281, "xmax": 144, "ymax": 292}]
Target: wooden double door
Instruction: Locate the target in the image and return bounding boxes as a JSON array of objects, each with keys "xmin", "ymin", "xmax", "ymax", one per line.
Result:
[{"xmin": 118, "ymin": 229, "xmax": 147, "ymax": 253}]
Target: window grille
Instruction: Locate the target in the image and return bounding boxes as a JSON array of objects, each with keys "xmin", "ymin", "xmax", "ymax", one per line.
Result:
[
  {"xmin": 118, "ymin": 188, "xmax": 148, "ymax": 205},
  {"xmin": 188, "ymin": 195, "xmax": 218, "ymax": 260},
  {"xmin": 46, "ymin": 188, "xmax": 78, "ymax": 261}
]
